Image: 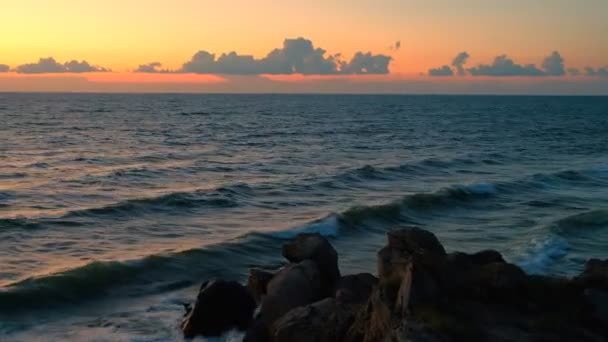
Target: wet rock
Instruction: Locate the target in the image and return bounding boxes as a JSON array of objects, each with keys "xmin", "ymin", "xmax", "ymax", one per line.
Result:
[
  {"xmin": 247, "ymin": 268, "xmax": 274, "ymax": 303},
  {"xmin": 273, "ymin": 298, "xmax": 338, "ymax": 342},
  {"xmin": 181, "ymin": 279, "xmax": 256, "ymax": 338},
  {"xmin": 259, "ymin": 260, "xmax": 325, "ymax": 327},
  {"xmin": 576, "ymin": 258, "xmax": 608, "ymax": 289},
  {"xmin": 282, "ymin": 233, "xmax": 340, "ymax": 291},
  {"xmin": 335, "ymin": 273, "xmax": 378, "ymax": 305}
]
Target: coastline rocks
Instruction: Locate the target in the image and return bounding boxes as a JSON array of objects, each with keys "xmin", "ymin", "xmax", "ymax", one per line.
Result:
[
  {"xmin": 576, "ymin": 258, "xmax": 608, "ymax": 289},
  {"xmin": 248, "ymin": 269, "xmax": 275, "ymax": 303},
  {"xmin": 182, "ymin": 228, "xmax": 608, "ymax": 341},
  {"xmin": 259, "ymin": 260, "xmax": 325, "ymax": 327},
  {"xmin": 282, "ymin": 233, "xmax": 341, "ymax": 292},
  {"xmin": 335, "ymin": 273, "xmax": 378, "ymax": 305},
  {"xmin": 181, "ymin": 279, "xmax": 256, "ymax": 338}
]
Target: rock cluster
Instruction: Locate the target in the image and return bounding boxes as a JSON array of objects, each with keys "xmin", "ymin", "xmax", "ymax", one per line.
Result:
[{"xmin": 181, "ymin": 228, "xmax": 608, "ymax": 341}]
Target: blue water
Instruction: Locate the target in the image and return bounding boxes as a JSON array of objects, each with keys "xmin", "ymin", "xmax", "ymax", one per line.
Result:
[{"xmin": 0, "ymin": 94, "xmax": 607, "ymax": 341}]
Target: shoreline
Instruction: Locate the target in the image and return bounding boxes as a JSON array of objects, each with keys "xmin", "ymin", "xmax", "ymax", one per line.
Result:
[{"xmin": 180, "ymin": 227, "xmax": 608, "ymax": 341}]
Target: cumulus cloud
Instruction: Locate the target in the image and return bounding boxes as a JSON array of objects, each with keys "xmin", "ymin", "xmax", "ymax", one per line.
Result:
[
  {"xmin": 135, "ymin": 62, "xmax": 170, "ymax": 73},
  {"xmin": 451, "ymin": 52, "xmax": 470, "ymax": 76},
  {"xmin": 16, "ymin": 57, "xmax": 109, "ymax": 74},
  {"xmin": 0, "ymin": 64, "xmax": 9, "ymax": 72},
  {"xmin": 180, "ymin": 37, "xmax": 391, "ymax": 75},
  {"xmin": 542, "ymin": 51, "xmax": 565, "ymax": 76},
  {"xmin": 585, "ymin": 66, "xmax": 608, "ymax": 77},
  {"xmin": 428, "ymin": 65, "xmax": 454, "ymax": 76},
  {"xmin": 468, "ymin": 55, "xmax": 545, "ymax": 76}
]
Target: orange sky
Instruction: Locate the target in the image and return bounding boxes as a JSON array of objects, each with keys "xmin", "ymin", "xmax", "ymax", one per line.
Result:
[{"xmin": 1, "ymin": 0, "xmax": 607, "ymax": 92}]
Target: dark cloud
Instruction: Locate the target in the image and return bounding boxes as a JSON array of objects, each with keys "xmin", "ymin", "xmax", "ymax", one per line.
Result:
[
  {"xmin": 451, "ymin": 52, "xmax": 470, "ymax": 76},
  {"xmin": 542, "ymin": 51, "xmax": 565, "ymax": 76},
  {"xmin": 428, "ymin": 65, "xmax": 454, "ymax": 76},
  {"xmin": 469, "ymin": 55, "xmax": 545, "ymax": 76},
  {"xmin": 16, "ymin": 57, "xmax": 109, "ymax": 74},
  {"xmin": 341, "ymin": 52, "xmax": 392, "ymax": 74},
  {"xmin": 135, "ymin": 62, "xmax": 170, "ymax": 73},
  {"xmin": 0, "ymin": 64, "xmax": 9, "ymax": 73},
  {"xmin": 180, "ymin": 37, "xmax": 391, "ymax": 75},
  {"xmin": 585, "ymin": 66, "xmax": 608, "ymax": 77}
]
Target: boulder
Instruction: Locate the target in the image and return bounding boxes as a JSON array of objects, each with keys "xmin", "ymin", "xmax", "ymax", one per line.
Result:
[
  {"xmin": 576, "ymin": 258, "xmax": 608, "ymax": 289},
  {"xmin": 259, "ymin": 260, "xmax": 325, "ymax": 328},
  {"xmin": 247, "ymin": 268, "xmax": 274, "ymax": 303},
  {"xmin": 282, "ymin": 233, "xmax": 340, "ymax": 290},
  {"xmin": 335, "ymin": 273, "xmax": 378, "ymax": 305},
  {"xmin": 181, "ymin": 279, "xmax": 256, "ymax": 338},
  {"xmin": 272, "ymin": 298, "xmax": 338, "ymax": 342}
]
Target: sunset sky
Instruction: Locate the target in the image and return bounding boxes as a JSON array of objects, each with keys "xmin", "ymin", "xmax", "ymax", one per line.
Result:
[{"xmin": 1, "ymin": 0, "xmax": 607, "ymax": 93}]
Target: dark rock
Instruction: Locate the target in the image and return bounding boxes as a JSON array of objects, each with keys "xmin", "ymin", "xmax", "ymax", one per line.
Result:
[
  {"xmin": 181, "ymin": 279, "xmax": 256, "ymax": 338},
  {"xmin": 259, "ymin": 260, "xmax": 325, "ymax": 328},
  {"xmin": 243, "ymin": 317, "xmax": 271, "ymax": 342},
  {"xmin": 335, "ymin": 273, "xmax": 378, "ymax": 305},
  {"xmin": 471, "ymin": 250, "xmax": 505, "ymax": 265},
  {"xmin": 273, "ymin": 298, "xmax": 338, "ymax": 342},
  {"xmin": 282, "ymin": 233, "xmax": 340, "ymax": 290},
  {"xmin": 584, "ymin": 288, "xmax": 608, "ymax": 323},
  {"xmin": 576, "ymin": 258, "xmax": 608, "ymax": 289},
  {"xmin": 386, "ymin": 227, "xmax": 447, "ymax": 257},
  {"xmin": 247, "ymin": 268, "xmax": 274, "ymax": 303}
]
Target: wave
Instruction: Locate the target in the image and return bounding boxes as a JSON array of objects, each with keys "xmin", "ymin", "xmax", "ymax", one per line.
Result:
[
  {"xmin": 0, "ymin": 182, "xmax": 499, "ymax": 312},
  {"xmin": 553, "ymin": 209, "xmax": 608, "ymax": 231},
  {"xmin": 517, "ymin": 235, "xmax": 570, "ymax": 275}
]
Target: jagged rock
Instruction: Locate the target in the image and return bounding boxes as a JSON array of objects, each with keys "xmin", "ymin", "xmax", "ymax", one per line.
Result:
[
  {"xmin": 348, "ymin": 253, "xmax": 414, "ymax": 342},
  {"xmin": 576, "ymin": 258, "xmax": 608, "ymax": 289},
  {"xmin": 248, "ymin": 268, "xmax": 274, "ymax": 303},
  {"xmin": 584, "ymin": 288, "xmax": 608, "ymax": 323},
  {"xmin": 259, "ymin": 260, "xmax": 325, "ymax": 328},
  {"xmin": 282, "ymin": 233, "xmax": 340, "ymax": 291},
  {"xmin": 335, "ymin": 273, "xmax": 378, "ymax": 305},
  {"xmin": 181, "ymin": 279, "xmax": 256, "ymax": 338},
  {"xmin": 273, "ymin": 298, "xmax": 337, "ymax": 342}
]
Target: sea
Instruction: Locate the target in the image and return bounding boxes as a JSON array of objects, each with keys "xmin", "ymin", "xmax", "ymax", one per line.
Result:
[{"xmin": 0, "ymin": 94, "xmax": 607, "ymax": 341}]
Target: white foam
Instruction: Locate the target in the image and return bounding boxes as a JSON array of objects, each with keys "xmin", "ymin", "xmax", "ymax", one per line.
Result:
[
  {"xmin": 517, "ymin": 235, "xmax": 570, "ymax": 275},
  {"xmin": 270, "ymin": 214, "xmax": 339, "ymax": 239}
]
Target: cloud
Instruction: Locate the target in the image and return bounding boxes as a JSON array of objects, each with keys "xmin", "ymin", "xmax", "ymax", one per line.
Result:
[
  {"xmin": 390, "ymin": 40, "xmax": 401, "ymax": 51},
  {"xmin": 135, "ymin": 62, "xmax": 170, "ymax": 73},
  {"xmin": 15, "ymin": 57, "xmax": 109, "ymax": 74},
  {"xmin": 541, "ymin": 51, "xmax": 565, "ymax": 76},
  {"xmin": 468, "ymin": 55, "xmax": 545, "ymax": 76},
  {"xmin": 0, "ymin": 64, "xmax": 9, "ymax": 73},
  {"xmin": 451, "ymin": 52, "xmax": 470, "ymax": 76},
  {"xmin": 428, "ymin": 65, "xmax": 454, "ymax": 76},
  {"xmin": 180, "ymin": 37, "xmax": 391, "ymax": 75},
  {"xmin": 585, "ymin": 66, "xmax": 608, "ymax": 77},
  {"xmin": 341, "ymin": 52, "xmax": 392, "ymax": 74}
]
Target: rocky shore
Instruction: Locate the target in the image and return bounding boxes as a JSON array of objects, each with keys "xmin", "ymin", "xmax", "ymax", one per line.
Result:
[{"xmin": 180, "ymin": 227, "xmax": 608, "ymax": 341}]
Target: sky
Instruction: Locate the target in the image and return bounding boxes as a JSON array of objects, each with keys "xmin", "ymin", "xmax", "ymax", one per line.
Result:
[{"xmin": 1, "ymin": 0, "xmax": 607, "ymax": 94}]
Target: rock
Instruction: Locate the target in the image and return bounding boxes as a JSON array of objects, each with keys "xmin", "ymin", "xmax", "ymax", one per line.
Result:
[
  {"xmin": 584, "ymin": 288, "xmax": 608, "ymax": 323},
  {"xmin": 347, "ymin": 257, "xmax": 414, "ymax": 342},
  {"xmin": 282, "ymin": 233, "xmax": 340, "ymax": 290},
  {"xmin": 259, "ymin": 260, "xmax": 325, "ymax": 328},
  {"xmin": 181, "ymin": 279, "xmax": 256, "ymax": 338},
  {"xmin": 379, "ymin": 227, "xmax": 447, "ymax": 280},
  {"xmin": 335, "ymin": 273, "xmax": 378, "ymax": 305},
  {"xmin": 576, "ymin": 258, "xmax": 608, "ymax": 289},
  {"xmin": 273, "ymin": 298, "xmax": 337, "ymax": 342},
  {"xmin": 248, "ymin": 268, "xmax": 274, "ymax": 303}
]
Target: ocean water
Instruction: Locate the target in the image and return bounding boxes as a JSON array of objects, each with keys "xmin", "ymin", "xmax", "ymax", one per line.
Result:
[{"xmin": 0, "ymin": 93, "xmax": 607, "ymax": 341}]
